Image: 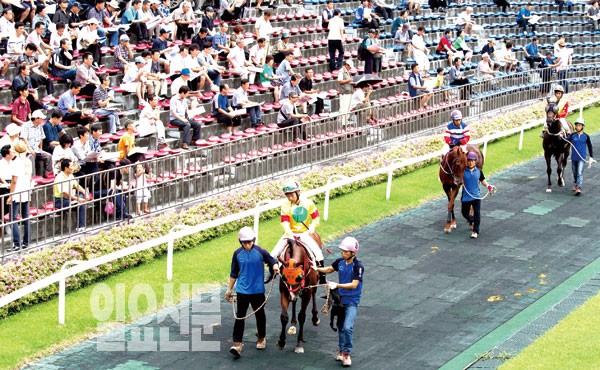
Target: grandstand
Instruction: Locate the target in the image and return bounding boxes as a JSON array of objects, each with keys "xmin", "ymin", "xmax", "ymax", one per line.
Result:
[{"xmin": 0, "ymin": 0, "xmax": 599, "ymax": 258}]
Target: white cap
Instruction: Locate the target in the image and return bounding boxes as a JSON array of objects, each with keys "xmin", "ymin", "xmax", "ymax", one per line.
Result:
[
  {"xmin": 31, "ymin": 110, "xmax": 46, "ymax": 119},
  {"xmin": 5, "ymin": 123, "xmax": 21, "ymax": 136},
  {"xmin": 482, "ymin": 52, "xmax": 489, "ymax": 58},
  {"xmin": 344, "ymin": 60, "xmax": 354, "ymax": 68}
]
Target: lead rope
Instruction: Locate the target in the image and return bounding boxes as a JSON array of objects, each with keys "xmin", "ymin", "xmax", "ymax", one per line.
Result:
[
  {"xmin": 230, "ymin": 274, "xmax": 278, "ymax": 320},
  {"xmin": 559, "ymin": 135, "xmax": 596, "ymax": 166}
]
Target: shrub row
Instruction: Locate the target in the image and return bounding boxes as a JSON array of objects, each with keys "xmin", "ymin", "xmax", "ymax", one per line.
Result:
[{"xmin": 1, "ymin": 89, "xmax": 598, "ymax": 318}]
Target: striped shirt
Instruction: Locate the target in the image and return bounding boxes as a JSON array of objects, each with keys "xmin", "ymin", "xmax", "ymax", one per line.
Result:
[
  {"xmin": 444, "ymin": 121, "xmax": 470, "ymax": 146},
  {"xmin": 92, "ymin": 86, "xmax": 109, "ymax": 110}
]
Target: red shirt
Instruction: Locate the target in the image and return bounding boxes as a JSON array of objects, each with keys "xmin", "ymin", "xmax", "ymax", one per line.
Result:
[
  {"xmin": 11, "ymin": 97, "xmax": 30, "ymax": 123},
  {"xmin": 437, "ymin": 35, "xmax": 452, "ymax": 54}
]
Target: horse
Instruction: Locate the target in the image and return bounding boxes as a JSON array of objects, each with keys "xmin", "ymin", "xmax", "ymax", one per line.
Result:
[
  {"xmin": 542, "ymin": 104, "xmax": 572, "ymax": 192},
  {"xmin": 439, "ymin": 145, "xmax": 484, "ymax": 233},
  {"xmin": 276, "ymin": 238, "xmax": 320, "ymax": 354}
]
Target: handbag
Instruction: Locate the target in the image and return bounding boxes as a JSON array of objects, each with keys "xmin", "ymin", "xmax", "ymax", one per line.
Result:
[{"xmin": 104, "ymin": 200, "xmax": 115, "ymax": 215}]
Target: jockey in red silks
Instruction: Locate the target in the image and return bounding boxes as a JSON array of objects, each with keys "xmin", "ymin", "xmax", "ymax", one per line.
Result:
[
  {"xmin": 443, "ymin": 109, "xmax": 470, "ymax": 152},
  {"xmin": 542, "ymin": 84, "xmax": 571, "ymax": 136}
]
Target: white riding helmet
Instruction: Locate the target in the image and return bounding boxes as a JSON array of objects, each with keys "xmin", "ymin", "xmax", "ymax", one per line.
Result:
[
  {"xmin": 574, "ymin": 118, "xmax": 585, "ymax": 126},
  {"xmin": 282, "ymin": 180, "xmax": 301, "ymax": 194},
  {"xmin": 339, "ymin": 237, "xmax": 359, "ymax": 253},
  {"xmin": 238, "ymin": 226, "xmax": 256, "ymax": 242},
  {"xmin": 554, "ymin": 85, "xmax": 564, "ymax": 93}
]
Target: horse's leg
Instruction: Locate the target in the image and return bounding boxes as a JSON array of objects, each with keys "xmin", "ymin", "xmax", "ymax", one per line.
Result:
[
  {"xmin": 557, "ymin": 153, "xmax": 566, "ymax": 187},
  {"xmin": 295, "ymin": 296, "xmax": 309, "ymax": 354},
  {"xmin": 277, "ymin": 293, "xmax": 289, "ymax": 350},
  {"xmin": 546, "ymin": 152, "xmax": 553, "ymax": 191},
  {"xmin": 288, "ymin": 300, "xmax": 298, "ymax": 335},
  {"xmin": 311, "ymin": 287, "xmax": 320, "ymax": 326},
  {"xmin": 443, "ymin": 185, "xmax": 453, "ymax": 233},
  {"xmin": 445, "ymin": 186, "xmax": 458, "ymax": 233}
]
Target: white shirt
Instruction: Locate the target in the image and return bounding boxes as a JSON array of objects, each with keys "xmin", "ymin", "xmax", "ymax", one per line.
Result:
[
  {"xmin": 169, "ymin": 54, "xmax": 194, "ymax": 74},
  {"xmin": 478, "ymin": 60, "xmax": 493, "ymax": 74},
  {"xmin": 411, "ymin": 33, "xmax": 426, "ymax": 52},
  {"xmin": 123, "ymin": 64, "xmax": 142, "ymax": 84},
  {"xmin": 254, "ymin": 17, "xmax": 273, "ymax": 39},
  {"xmin": 77, "ymin": 26, "xmax": 98, "ymax": 50},
  {"xmin": 7, "ymin": 33, "xmax": 25, "ymax": 55},
  {"xmin": 0, "ymin": 17, "xmax": 15, "ymax": 39},
  {"xmin": 0, "ymin": 158, "xmax": 12, "ymax": 189},
  {"xmin": 11, "ymin": 155, "xmax": 32, "ymax": 203},
  {"xmin": 170, "ymin": 76, "xmax": 188, "ymax": 96},
  {"xmin": 232, "ymin": 86, "xmax": 248, "ymax": 106},
  {"xmin": 350, "ymin": 88, "xmax": 365, "ymax": 110},
  {"xmin": 249, "ymin": 44, "xmax": 266, "ymax": 65},
  {"xmin": 456, "ymin": 11, "xmax": 471, "ymax": 26},
  {"xmin": 327, "ymin": 16, "xmax": 345, "ymax": 41},
  {"xmin": 555, "ymin": 47, "xmax": 572, "ymax": 71},
  {"xmin": 227, "ymin": 46, "xmax": 246, "ymax": 69}
]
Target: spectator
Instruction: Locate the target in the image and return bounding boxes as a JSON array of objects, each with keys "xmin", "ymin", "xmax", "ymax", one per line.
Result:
[
  {"xmin": 26, "ymin": 21, "xmax": 53, "ymax": 73},
  {"xmin": 275, "ymin": 51, "xmax": 296, "ymax": 85},
  {"xmin": 188, "ymin": 44, "xmax": 212, "ymax": 91},
  {"xmin": 221, "ymin": 0, "xmax": 246, "ymax": 22},
  {"xmin": 170, "ymin": 68, "xmax": 201, "ymax": 100},
  {"xmin": 494, "ymin": 0, "xmax": 510, "ymax": 13},
  {"xmin": 249, "ymin": 38, "xmax": 268, "ymax": 72},
  {"xmin": 299, "ymin": 68, "xmax": 324, "ymax": 116},
  {"xmin": 411, "ymin": 27, "xmax": 430, "ymax": 72},
  {"xmin": 456, "ymin": 6, "xmax": 476, "ymax": 37},
  {"xmin": 408, "ymin": 63, "xmax": 431, "ymax": 109},
  {"xmin": 391, "ymin": 10, "xmax": 410, "ymax": 38},
  {"xmin": 201, "ymin": 6, "xmax": 216, "ymax": 35},
  {"xmin": 89, "ymin": 123, "xmax": 116, "ymax": 174},
  {"xmin": 327, "ymin": 9, "xmax": 345, "ymax": 72},
  {"xmin": 31, "ymin": 7, "xmax": 51, "ymax": 39},
  {"xmin": 42, "ymin": 110, "xmax": 66, "ymax": 154},
  {"xmin": 52, "ymin": 134, "xmax": 78, "ymax": 175},
  {"xmin": 93, "ymin": 74, "xmax": 121, "ymax": 134},
  {"xmin": 0, "ymin": 8, "xmax": 15, "ymax": 52},
  {"xmin": 213, "ymin": 83, "xmax": 242, "ymax": 133},
  {"xmin": 233, "ymin": 79, "xmax": 262, "ymax": 127},
  {"xmin": 228, "ymin": 39, "xmax": 256, "ymax": 83},
  {"xmin": 137, "ymin": 94, "xmax": 167, "ymax": 149},
  {"xmin": 72, "ymin": 126, "xmax": 100, "ymax": 187},
  {"xmin": 191, "ymin": 27, "xmax": 212, "ymax": 52},
  {"xmin": 0, "ymin": 145, "xmax": 15, "ymax": 228},
  {"xmin": 503, "ymin": 42, "xmax": 518, "ymax": 72},
  {"xmin": 477, "ymin": 53, "xmax": 496, "ymax": 79},
  {"xmin": 141, "ymin": 0, "xmax": 161, "ymax": 40},
  {"xmin": 480, "ymin": 39, "xmax": 499, "ymax": 69},
  {"xmin": 11, "ymin": 84, "xmax": 31, "ymax": 126},
  {"xmin": 394, "ymin": 23, "xmax": 413, "ymax": 62},
  {"xmin": 169, "ymin": 85, "xmax": 201, "ymax": 149},
  {"xmin": 12, "ymin": 64, "xmax": 45, "ymax": 112},
  {"xmin": 77, "ymin": 18, "xmax": 102, "ymax": 67},
  {"xmin": 113, "ymin": 34, "xmax": 134, "ymax": 71},
  {"xmin": 88, "ymin": 0, "xmax": 119, "ymax": 47},
  {"xmin": 21, "ymin": 110, "xmax": 53, "ymax": 178},
  {"xmin": 553, "ymin": 35, "xmax": 566, "ymax": 56},
  {"xmin": 153, "ymin": 29, "xmax": 178, "ymax": 59},
  {"xmin": 540, "ymin": 51, "xmax": 559, "ymax": 95},
  {"xmin": 516, "ymin": 3, "xmax": 536, "ymax": 35},
  {"xmin": 407, "ymin": 0, "xmax": 421, "ymax": 16},
  {"xmin": 49, "ymin": 22, "xmax": 69, "ymax": 51},
  {"xmin": 436, "ymin": 30, "xmax": 455, "ymax": 66},
  {"xmin": 272, "ymin": 32, "xmax": 295, "ymax": 64},
  {"xmin": 355, "ymin": 0, "xmax": 379, "ymax": 29},
  {"xmin": 7, "ymin": 21, "xmax": 26, "ymax": 62},
  {"xmin": 555, "ymin": 39, "xmax": 572, "ymax": 92},
  {"xmin": 322, "ymin": 1, "xmax": 335, "ymax": 28},
  {"xmin": 57, "ymin": 81, "xmax": 96, "ymax": 126},
  {"xmin": 556, "ymin": 0, "xmax": 572, "ymax": 13},
  {"xmin": 10, "ymin": 140, "xmax": 33, "ymax": 251},
  {"xmin": 373, "ymin": 0, "xmax": 394, "ymax": 20},
  {"xmin": 50, "ymin": 38, "xmax": 77, "ymax": 81},
  {"xmin": 102, "ymin": 157, "xmax": 132, "ymax": 221},
  {"xmin": 121, "ymin": 0, "xmax": 150, "ymax": 43},
  {"xmin": 587, "ymin": 1, "xmax": 599, "ymax": 31},
  {"xmin": 277, "ymin": 92, "xmax": 307, "ymax": 141},
  {"xmin": 76, "ymin": 52, "xmax": 102, "ymax": 96},
  {"xmin": 118, "ymin": 122, "xmax": 146, "ymax": 163},
  {"xmin": 68, "ymin": 3, "xmax": 88, "ymax": 50},
  {"xmin": 54, "ymin": 158, "xmax": 88, "ymax": 232},
  {"xmin": 134, "ymin": 163, "xmax": 152, "ymax": 215},
  {"xmin": 254, "ymin": 10, "xmax": 274, "ymax": 40},
  {"xmin": 451, "ymin": 29, "xmax": 472, "ymax": 63},
  {"xmin": 0, "ymin": 124, "xmax": 22, "ymax": 150},
  {"xmin": 198, "ymin": 44, "xmax": 223, "ymax": 89},
  {"xmin": 18, "ymin": 43, "xmax": 55, "ymax": 96},
  {"xmin": 171, "ymin": 1, "xmax": 194, "ymax": 40},
  {"xmin": 259, "ymin": 55, "xmax": 282, "ymax": 103},
  {"xmin": 13, "ymin": 0, "xmax": 31, "ymax": 23},
  {"xmin": 211, "ymin": 23, "xmax": 230, "ymax": 55},
  {"xmin": 122, "ymin": 56, "xmax": 150, "ymax": 104},
  {"xmin": 338, "ymin": 60, "xmax": 354, "ymax": 115},
  {"xmin": 350, "ymin": 83, "xmax": 376, "ymax": 123},
  {"xmin": 145, "ymin": 50, "xmax": 170, "ymax": 98},
  {"xmin": 279, "ymin": 74, "xmax": 302, "ymax": 101}
]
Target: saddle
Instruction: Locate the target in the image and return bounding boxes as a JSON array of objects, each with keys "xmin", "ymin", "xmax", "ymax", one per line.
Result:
[{"xmin": 280, "ymin": 242, "xmax": 314, "ymax": 288}]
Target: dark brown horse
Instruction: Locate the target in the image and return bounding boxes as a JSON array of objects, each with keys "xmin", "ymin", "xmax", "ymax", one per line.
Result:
[
  {"xmin": 542, "ymin": 105, "xmax": 572, "ymax": 192},
  {"xmin": 439, "ymin": 145, "xmax": 484, "ymax": 233},
  {"xmin": 276, "ymin": 238, "xmax": 320, "ymax": 354}
]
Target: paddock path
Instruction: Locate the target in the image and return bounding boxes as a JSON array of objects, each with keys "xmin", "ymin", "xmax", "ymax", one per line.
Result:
[{"xmin": 28, "ymin": 136, "xmax": 600, "ymax": 370}]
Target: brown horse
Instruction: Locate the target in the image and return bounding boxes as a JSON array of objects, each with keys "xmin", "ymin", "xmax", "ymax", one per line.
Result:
[
  {"xmin": 439, "ymin": 145, "xmax": 484, "ymax": 233},
  {"xmin": 276, "ymin": 238, "xmax": 320, "ymax": 354},
  {"xmin": 543, "ymin": 105, "xmax": 572, "ymax": 192}
]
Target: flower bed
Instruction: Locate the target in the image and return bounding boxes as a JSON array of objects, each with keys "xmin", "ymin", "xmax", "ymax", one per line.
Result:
[{"xmin": 1, "ymin": 89, "xmax": 598, "ymax": 318}]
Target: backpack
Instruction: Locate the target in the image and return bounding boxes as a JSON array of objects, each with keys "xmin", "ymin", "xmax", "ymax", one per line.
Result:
[{"xmin": 357, "ymin": 36, "xmax": 368, "ymax": 61}]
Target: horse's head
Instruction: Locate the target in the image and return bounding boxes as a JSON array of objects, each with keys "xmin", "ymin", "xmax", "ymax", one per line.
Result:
[
  {"xmin": 280, "ymin": 239, "xmax": 309, "ymax": 299},
  {"xmin": 447, "ymin": 146, "xmax": 467, "ymax": 185},
  {"xmin": 545, "ymin": 102, "xmax": 561, "ymax": 131}
]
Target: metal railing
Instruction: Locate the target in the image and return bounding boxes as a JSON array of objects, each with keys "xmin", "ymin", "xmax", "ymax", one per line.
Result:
[{"xmin": 1, "ymin": 65, "xmax": 599, "ymax": 258}]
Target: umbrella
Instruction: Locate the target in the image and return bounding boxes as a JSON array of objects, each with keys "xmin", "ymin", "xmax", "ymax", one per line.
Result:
[{"xmin": 353, "ymin": 74, "xmax": 383, "ymax": 87}]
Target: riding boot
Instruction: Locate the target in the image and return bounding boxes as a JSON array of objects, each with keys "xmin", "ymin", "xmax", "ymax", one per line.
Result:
[{"xmin": 317, "ymin": 260, "xmax": 327, "ymax": 284}]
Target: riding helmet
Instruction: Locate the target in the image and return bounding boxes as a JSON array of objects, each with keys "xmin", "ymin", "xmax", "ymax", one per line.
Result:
[
  {"xmin": 467, "ymin": 152, "xmax": 478, "ymax": 161},
  {"xmin": 339, "ymin": 237, "xmax": 359, "ymax": 253},
  {"xmin": 450, "ymin": 110, "xmax": 463, "ymax": 121},
  {"xmin": 554, "ymin": 85, "xmax": 564, "ymax": 93},
  {"xmin": 282, "ymin": 180, "xmax": 301, "ymax": 194},
  {"xmin": 574, "ymin": 118, "xmax": 585, "ymax": 126},
  {"xmin": 238, "ymin": 226, "xmax": 256, "ymax": 242}
]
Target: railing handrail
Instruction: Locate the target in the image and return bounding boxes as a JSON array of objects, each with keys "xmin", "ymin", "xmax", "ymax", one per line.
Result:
[{"xmin": 2, "ymin": 94, "xmax": 598, "ymax": 314}]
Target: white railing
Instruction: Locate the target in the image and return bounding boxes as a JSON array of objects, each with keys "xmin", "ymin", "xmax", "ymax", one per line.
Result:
[{"xmin": 0, "ymin": 97, "xmax": 598, "ymax": 324}]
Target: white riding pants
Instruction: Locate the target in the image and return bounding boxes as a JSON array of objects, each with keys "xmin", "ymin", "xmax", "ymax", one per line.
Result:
[{"xmin": 271, "ymin": 232, "xmax": 324, "ymax": 262}]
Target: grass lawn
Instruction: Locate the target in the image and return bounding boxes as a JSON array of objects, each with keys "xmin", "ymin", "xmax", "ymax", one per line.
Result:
[{"xmin": 2, "ymin": 109, "xmax": 600, "ymax": 369}]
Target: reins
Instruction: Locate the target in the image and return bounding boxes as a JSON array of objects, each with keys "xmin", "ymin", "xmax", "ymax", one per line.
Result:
[{"xmin": 230, "ymin": 274, "xmax": 277, "ymax": 320}]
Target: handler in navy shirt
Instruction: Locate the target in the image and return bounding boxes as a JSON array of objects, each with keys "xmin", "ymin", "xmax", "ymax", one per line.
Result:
[
  {"xmin": 225, "ymin": 227, "xmax": 279, "ymax": 358},
  {"xmin": 461, "ymin": 151, "xmax": 496, "ymax": 239},
  {"xmin": 568, "ymin": 118, "xmax": 594, "ymax": 195},
  {"xmin": 313, "ymin": 236, "xmax": 364, "ymax": 367}
]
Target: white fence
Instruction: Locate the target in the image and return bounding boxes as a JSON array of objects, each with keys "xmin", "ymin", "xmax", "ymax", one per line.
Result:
[{"xmin": 0, "ymin": 97, "xmax": 598, "ymax": 324}]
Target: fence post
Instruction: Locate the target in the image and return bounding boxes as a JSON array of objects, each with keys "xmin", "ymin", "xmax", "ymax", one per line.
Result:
[
  {"xmin": 483, "ymin": 138, "xmax": 489, "ymax": 159},
  {"xmin": 59, "ymin": 260, "xmax": 86, "ymax": 325},
  {"xmin": 253, "ymin": 199, "xmax": 273, "ymax": 245},
  {"xmin": 324, "ymin": 175, "xmax": 349, "ymax": 221},
  {"xmin": 386, "ymin": 160, "xmax": 404, "ymax": 201},
  {"xmin": 167, "ymin": 225, "xmax": 188, "ymax": 281},
  {"xmin": 518, "ymin": 126, "xmax": 525, "ymax": 151}
]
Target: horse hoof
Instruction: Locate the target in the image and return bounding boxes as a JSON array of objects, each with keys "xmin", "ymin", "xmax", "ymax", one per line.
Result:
[
  {"xmin": 313, "ymin": 317, "xmax": 320, "ymax": 326},
  {"xmin": 444, "ymin": 228, "xmax": 451, "ymax": 234},
  {"xmin": 287, "ymin": 326, "xmax": 297, "ymax": 335},
  {"xmin": 295, "ymin": 346, "xmax": 304, "ymax": 354},
  {"xmin": 451, "ymin": 224, "xmax": 457, "ymax": 229},
  {"xmin": 546, "ymin": 188, "xmax": 552, "ymax": 193},
  {"xmin": 277, "ymin": 342, "xmax": 285, "ymax": 350}
]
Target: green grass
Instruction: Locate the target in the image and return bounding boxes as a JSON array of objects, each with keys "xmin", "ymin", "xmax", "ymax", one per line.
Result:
[{"xmin": 2, "ymin": 109, "xmax": 600, "ymax": 369}]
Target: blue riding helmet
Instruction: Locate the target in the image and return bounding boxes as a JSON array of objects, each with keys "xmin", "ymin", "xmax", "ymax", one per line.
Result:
[{"xmin": 467, "ymin": 152, "xmax": 478, "ymax": 161}]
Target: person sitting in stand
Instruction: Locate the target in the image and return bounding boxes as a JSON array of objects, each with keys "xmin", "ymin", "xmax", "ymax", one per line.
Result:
[
  {"xmin": 118, "ymin": 121, "xmax": 146, "ymax": 163},
  {"xmin": 53, "ymin": 158, "xmax": 89, "ymax": 232},
  {"xmin": 169, "ymin": 85, "xmax": 201, "ymax": 149},
  {"xmin": 232, "ymin": 79, "xmax": 262, "ymax": 128},
  {"xmin": 93, "ymin": 73, "xmax": 121, "ymax": 134},
  {"xmin": 58, "ymin": 81, "xmax": 97, "ymax": 127},
  {"xmin": 50, "ymin": 38, "xmax": 77, "ymax": 81},
  {"xmin": 75, "ymin": 52, "xmax": 102, "ymax": 96},
  {"xmin": 42, "ymin": 109, "xmax": 65, "ymax": 154},
  {"xmin": 121, "ymin": 0, "xmax": 150, "ymax": 43},
  {"xmin": 276, "ymin": 92, "xmax": 308, "ymax": 141},
  {"xmin": 299, "ymin": 67, "xmax": 324, "ymax": 116},
  {"xmin": 138, "ymin": 94, "xmax": 168, "ymax": 149},
  {"xmin": 443, "ymin": 109, "xmax": 470, "ymax": 151},
  {"xmin": 21, "ymin": 110, "xmax": 54, "ymax": 178},
  {"xmin": 213, "ymin": 83, "xmax": 242, "ymax": 133}
]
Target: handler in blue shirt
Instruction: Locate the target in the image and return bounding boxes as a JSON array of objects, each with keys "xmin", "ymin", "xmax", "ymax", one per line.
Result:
[
  {"xmin": 313, "ymin": 236, "xmax": 364, "ymax": 367},
  {"xmin": 461, "ymin": 152, "xmax": 496, "ymax": 239},
  {"xmin": 568, "ymin": 118, "xmax": 594, "ymax": 195},
  {"xmin": 225, "ymin": 227, "xmax": 279, "ymax": 358}
]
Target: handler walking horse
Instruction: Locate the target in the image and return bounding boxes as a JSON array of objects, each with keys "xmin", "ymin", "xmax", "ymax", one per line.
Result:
[
  {"xmin": 277, "ymin": 238, "xmax": 320, "ymax": 354},
  {"xmin": 439, "ymin": 145, "xmax": 484, "ymax": 233},
  {"xmin": 543, "ymin": 104, "xmax": 572, "ymax": 192}
]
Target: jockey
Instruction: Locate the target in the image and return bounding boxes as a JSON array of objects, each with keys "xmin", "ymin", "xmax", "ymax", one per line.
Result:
[
  {"xmin": 270, "ymin": 180, "xmax": 326, "ymax": 284},
  {"xmin": 444, "ymin": 110, "xmax": 470, "ymax": 151},
  {"xmin": 542, "ymin": 84, "xmax": 571, "ymax": 136}
]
